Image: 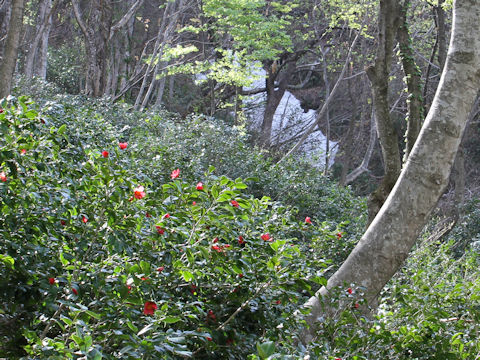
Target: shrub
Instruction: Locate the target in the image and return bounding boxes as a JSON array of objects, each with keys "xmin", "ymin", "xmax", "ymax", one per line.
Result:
[{"xmin": 1, "ymin": 96, "xmax": 342, "ymax": 359}]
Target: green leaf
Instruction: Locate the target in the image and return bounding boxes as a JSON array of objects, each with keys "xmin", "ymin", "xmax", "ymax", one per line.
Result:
[
  {"xmin": 57, "ymin": 124, "xmax": 67, "ymax": 136},
  {"xmin": 256, "ymin": 341, "xmax": 275, "ymax": 359},
  {"xmin": 137, "ymin": 323, "xmax": 154, "ymax": 336},
  {"xmin": 181, "ymin": 270, "xmax": 194, "ymax": 282},
  {"xmin": 163, "ymin": 316, "xmax": 182, "ymax": 324},
  {"xmin": 0, "ymin": 254, "xmax": 15, "ymax": 269}
]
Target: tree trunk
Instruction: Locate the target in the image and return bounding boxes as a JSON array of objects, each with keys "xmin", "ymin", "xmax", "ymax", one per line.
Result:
[
  {"xmin": 0, "ymin": 0, "xmax": 24, "ymax": 99},
  {"xmin": 260, "ymin": 63, "xmax": 289, "ymax": 148},
  {"xmin": 365, "ymin": 0, "xmax": 402, "ymax": 224},
  {"xmin": 24, "ymin": 0, "xmax": 54, "ymax": 80},
  {"xmin": 35, "ymin": 3, "xmax": 52, "ymax": 80},
  {"xmin": 303, "ymin": 0, "xmax": 480, "ymax": 343},
  {"xmin": 397, "ymin": 0, "xmax": 424, "ymax": 161},
  {"xmin": 436, "ymin": 0, "xmax": 447, "ymax": 71},
  {"xmin": 0, "ymin": 0, "xmax": 12, "ymax": 61}
]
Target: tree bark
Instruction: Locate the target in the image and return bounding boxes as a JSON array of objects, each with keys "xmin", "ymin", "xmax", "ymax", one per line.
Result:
[
  {"xmin": 303, "ymin": 0, "xmax": 480, "ymax": 343},
  {"xmin": 365, "ymin": 0, "xmax": 402, "ymax": 224},
  {"xmin": 0, "ymin": 0, "xmax": 24, "ymax": 98},
  {"xmin": 397, "ymin": 0, "xmax": 424, "ymax": 161}
]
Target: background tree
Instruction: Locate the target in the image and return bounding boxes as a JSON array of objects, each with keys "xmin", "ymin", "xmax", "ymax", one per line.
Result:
[
  {"xmin": 0, "ymin": 0, "xmax": 25, "ymax": 98},
  {"xmin": 304, "ymin": 0, "xmax": 480, "ymax": 342}
]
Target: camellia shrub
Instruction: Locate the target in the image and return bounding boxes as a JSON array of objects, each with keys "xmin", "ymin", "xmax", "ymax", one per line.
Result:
[{"xmin": 0, "ymin": 96, "xmax": 344, "ymax": 359}]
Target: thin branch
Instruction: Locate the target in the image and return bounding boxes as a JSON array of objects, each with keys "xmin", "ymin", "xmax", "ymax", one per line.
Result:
[
  {"xmin": 216, "ymin": 280, "xmax": 272, "ymax": 331},
  {"xmin": 109, "ymin": 0, "xmax": 144, "ymax": 40},
  {"xmin": 344, "ymin": 110, "xmax": 377, "ymax": 184}
]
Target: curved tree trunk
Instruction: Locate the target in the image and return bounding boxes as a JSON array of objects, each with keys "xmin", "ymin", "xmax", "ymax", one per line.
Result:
[
  {"xmin": 303, "ymin": 0, "xmax": 480, "ymax": 343},
  {"xmin": 0, "ymin": 0, "xmax": 24, "ymax": 98}
]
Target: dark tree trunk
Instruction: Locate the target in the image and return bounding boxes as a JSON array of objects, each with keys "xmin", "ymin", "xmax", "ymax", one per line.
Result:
[
  {"xmin": 365, "ymin": 0, "xmax": 402, "ymax": 224},
  {"xmin": 397, "ymin": 0, "xmax": 424, "ymax": 161},
  {"xmin": 260, "ymin": 62, "xmax": 290, "ymax": 148}
]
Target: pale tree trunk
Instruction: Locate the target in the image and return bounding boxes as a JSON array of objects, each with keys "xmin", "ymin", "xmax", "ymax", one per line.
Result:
[
  {"xmin": 72, "ymin": 0, "xmax": 143, "ymax": 97},
  {"xmin": 365, "ymin": 0, "xmax": 402, "ymax": 224},
  {"xmin": 35, "ymin": 3, "xmax": 52, "ymax": 80},
  {"xmin": 0, "ymin": 0, "xmax": 12, "ymax": 61},
  {"xmin": 134, "ymin": 0, "xmax": 175, "ymax": 110},
  {"xmin": 397, "ymin": 0, "xmax": 424, "ymax": 161},
  {"xmin": 140, "ymin": 0, "xmax": 183, "ymax": 110},
  {"xmin": 303, "ymin": 0, "xmax": 480, "ymax": 343},
  {"xmin": 24, "ymin": 0, "xmax": 56, "ymax": 80},
  {"xmin": 0, "ymin": 0, "xmax": 24, "ymax": 99}
]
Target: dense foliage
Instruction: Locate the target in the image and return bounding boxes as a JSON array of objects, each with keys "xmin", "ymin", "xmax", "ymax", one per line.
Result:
[
  {"xmin": 0, "ymin": 95, "xmax": 356, "ymax": 358},
  {"xmin": 1, "ymin": 94, "xmax": 480, "ymax": 359}
]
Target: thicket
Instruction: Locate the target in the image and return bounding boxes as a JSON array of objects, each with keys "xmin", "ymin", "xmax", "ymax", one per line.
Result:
[{"xmin": 1, "ymin": 94, "xmax": 480, "ymax": 359}]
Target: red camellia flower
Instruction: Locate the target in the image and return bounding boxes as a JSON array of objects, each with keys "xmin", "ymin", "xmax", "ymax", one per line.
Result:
[
  {"xmin": 157, "ymin": 266, "xmax": 164, "ymax": 272},
  {"xmin": 261, "ymin": 233, "xmax": 272, "ymax": 242},
  {"xmin": 337, "ymin": 232, "xmax": 342, "ymax": 239},
  {"xmin": 196, "ymin": 182, "xmax": 203, "ymax": 190},
  {"xmin": 347, "ymin": 287, "xmax": 353, "ymax": 294},
  {"xmin": 276, "ymin": 300, "xmax": 281, "ymax": 305},
  {"xmin": 156, "ymin": 226, "xmax": 165, "ymax": 235},
  {"xmin": 163, "ymin": 213, "xmax": 170, "ymax": 219},
  {"xmin": 146, "ymin": 212, "xmax": 152, "ymax": 218},
  {"xmin": 238, "ymin": 273, "xmax": 243, "ymax": 278},
  {"xmin": 119, "ymin": 142, "xmax": 128, "ymax": 150},
  {"xmin": 143, "ymin": 301, "xmax": 157, "ymax": 315},
  {"xmin": 207, "ymin": 310, "xmax": 216, "ymax": 320},
  {"xmin": 231, "ymin": 200, "xmax": 239, "ymax": 208},
  {"xmin": 238, "ymin": 236, "xmax": 245, "ymax": 245},
  {"xmin": 82, "ymin": 216, "xmax": 88, "ymax": 223},
  {"xmin": 305, "ymin": 216, "xmax": 312, "ymax": 224},
  {"xmin": 72, "ymin": 288, "xmax": 78, "ymax": 295},
  {"xmin": 206, "ymin": 336, "xmax": 213, "ymax": 341},
  {"xmin": 354, "ymin": 303, "xmax": 359, "ymax": 309},
  {"xmin": 171, "ymin": 168, "xmax": 180, "ymax": 179},
  {"xmin": 20, "ymin": 149, "xmax": 26, "ymax": 155},
  {"xmin": 134, "ymin": 186, "xmax": 146, "ymax": 200},
  {"xmin": 60, "ymin": 220, "xmax": 66, "ymax": 226},
  {"xmin": 213, "ymin": 237, "xmax": 219, "ymax": 243},
  {"xmin": 223, "ymin": 244, "xmax": 231, "ymax": 249},
  {"xmin": 102, "ymin": 150, "xmax": 109, "ymax": 158},
  {"xmin": 49, "ymin": 277, "xmax": 55, "ymax": 285},
  {"xmin": 192, "ymin": 201, "xmax": 197, "ymax": 206},
  {"xmin": 0, "ymin": 171, "xmax": 7, "ymax": 182},
  {"xmin": 211, "ymin": 244, "xmax": 222, "ymax": 252},
  {"xmin": 141, "ymin": 277, "xmax": 148, "ymax": 281}
]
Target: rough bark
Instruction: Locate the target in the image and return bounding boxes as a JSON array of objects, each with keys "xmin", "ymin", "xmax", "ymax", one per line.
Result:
[
  {"xmin": 365, "ymin": 0, "xmax": 402, "ymax": 224},
  {"xmin": 397, "ymin": 0, "xmax": 424, "ymax": 161},
  {"xmin": 0, "ymin": 0, "xmax": 24, "ymax": 98},
  {"xmin": 303, "ymin": 0, "xmax": 480, "ymax": 343}
]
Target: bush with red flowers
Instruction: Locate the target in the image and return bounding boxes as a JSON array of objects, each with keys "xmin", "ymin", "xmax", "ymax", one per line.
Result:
[{"xmin": 0, "ymin": 97, "xmax": 332, "ymax": 359}]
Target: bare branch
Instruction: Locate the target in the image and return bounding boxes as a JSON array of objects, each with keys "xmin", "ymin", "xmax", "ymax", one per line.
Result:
[
  {"xmin": 109, "ymin": 0, "xmax": 144, "ymax": 40},
  {"xmin": 276, "ymin": 23, "xmax": 364, "ymax": 165}
]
